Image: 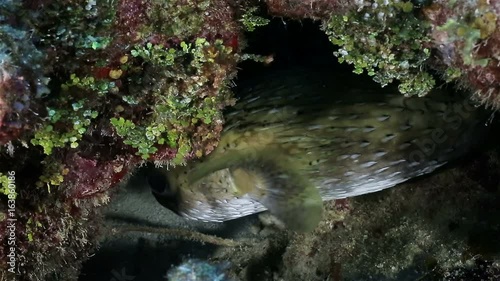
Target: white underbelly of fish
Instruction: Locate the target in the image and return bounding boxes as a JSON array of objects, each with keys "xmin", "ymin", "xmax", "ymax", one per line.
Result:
[{"xmin": 179, "ymin": 161, "xmax": 447, "ymax": 222}]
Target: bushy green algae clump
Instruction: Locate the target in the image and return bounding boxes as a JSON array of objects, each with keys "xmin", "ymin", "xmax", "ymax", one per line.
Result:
[
  {"xmin": 114, "ymin": 37, "xmax": 237, "ymax": 163},
  {"xmin": 265, "ymin": 0, "xmax": 437, "ymax": 96},
  {"xmin": 0, "ymin": 1, "xmax": 268, "ymax": 280},
  {"xmin": 324, "ymin": 0, "xmax": 435, "ymax": 97}
]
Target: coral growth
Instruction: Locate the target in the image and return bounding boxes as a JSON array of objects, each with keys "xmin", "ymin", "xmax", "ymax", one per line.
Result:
[
  {"xmin": 0, "ymin": 24, "xmax": 49, "ymax": 144},
  {"xmin": 422, "ymin": 0, "xmax": 500, "ymax": 107},
  {"xmin": 265, "ymin": 0, "xmax": 438, "ymax": 96},
  {"xmin": 265, "ymin": 0, "xmax": 351, "ymax": 20},
  {"xmin": 2, "ymin": 0, "xmax": 500, "ymax": 280},
  {"xmin": 265, "ymin": 0, "xmax": 500, "ymax": 104},
  {"xmin": 324, "ymin": 1, "xmax": 435, "ymax": 96},
  {"xmin": 0, "ymin": 0, "xmax": 265, "ymax": 280}
]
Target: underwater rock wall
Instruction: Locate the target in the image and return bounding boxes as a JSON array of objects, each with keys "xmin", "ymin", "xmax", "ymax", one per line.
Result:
[{"xmin": 0, "ymin": 0, "xmax": 256, "ymax": 279}]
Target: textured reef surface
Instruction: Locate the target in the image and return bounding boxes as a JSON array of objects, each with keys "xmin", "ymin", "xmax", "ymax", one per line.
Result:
[
  {"xmin": 1, "ymin": 1, "xmax": 500, "ymax": 280},
  {"xmin": 0, "ymin": 1, "xmax": 255, "ymax": 279}
]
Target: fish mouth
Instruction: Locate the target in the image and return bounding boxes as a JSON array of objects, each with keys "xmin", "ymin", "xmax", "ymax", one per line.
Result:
[{"xmin": 147, "ymin": 169, "xmax": 181, "ymax": 215}]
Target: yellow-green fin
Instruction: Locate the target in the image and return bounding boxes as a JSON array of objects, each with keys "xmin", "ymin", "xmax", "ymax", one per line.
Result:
[
  {"xmin": 186, "ymin": 147, "xmax": 323, "ymax": 232},
  {"xmin": 229, "ymin": 152, "xmax": 323, "ymax": 232}
]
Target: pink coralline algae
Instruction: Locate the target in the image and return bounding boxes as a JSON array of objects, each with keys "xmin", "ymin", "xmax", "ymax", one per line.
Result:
[
  {"xmin": 64, "ymin": 153, "xmax": 134, "ymax": 199},
  {"xmin": 0, "ymin": 0, "xmax": 252, "ymax": 280},
  {"xmin": 423, "ymin": 0, "xmax": 500, "ymax": 107}
]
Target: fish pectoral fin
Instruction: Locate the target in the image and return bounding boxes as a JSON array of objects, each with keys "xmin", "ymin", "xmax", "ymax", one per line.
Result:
[
  {"xmin": 186, "ymin": 146, "xmax": 323, "ymax": 232},
  {"xmin": 230, "ymin": 160, "xmax": 323, "ymax": 233}
]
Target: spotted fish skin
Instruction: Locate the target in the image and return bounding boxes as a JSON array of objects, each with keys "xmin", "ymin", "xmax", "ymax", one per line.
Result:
[{"xmin": 149, "ymin": 68, "xmax": 489, "ymax": 232}]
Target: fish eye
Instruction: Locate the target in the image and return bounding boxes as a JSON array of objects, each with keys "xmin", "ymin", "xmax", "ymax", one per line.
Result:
[
  {"xmin": 147, "ymin": 169, "xmax": 175, "ymax": 197},
  {"xmin": 147, "ymin": 169, "xmax": 180, "ymax": 214}
]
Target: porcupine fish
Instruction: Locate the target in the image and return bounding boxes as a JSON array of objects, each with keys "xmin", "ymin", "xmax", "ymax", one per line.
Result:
[{"xmin": 148, "ymin": 67, "xmax": 488, "ymax": 232}]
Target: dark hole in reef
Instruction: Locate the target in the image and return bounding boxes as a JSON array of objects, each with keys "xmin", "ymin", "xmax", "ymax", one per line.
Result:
[
  {"xmin": 244, "ymin": 239, "xmax": 288, "ymax": 281},
  {"xmin": 448, "ymin": 221, "xmax": 459, "ymax": 232},
  {"xmin": 235, "ymin": 18, "xmax": 346, "ymax": 86}
]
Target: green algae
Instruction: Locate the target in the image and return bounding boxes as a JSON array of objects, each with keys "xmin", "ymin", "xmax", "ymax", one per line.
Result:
[
  {"xmin": 240, "ymin": 6, "xmax": 270, "ymax": 32},
  {"xmin": 324, "ymin": 0, "xmax": 435, "ymax": 96}
]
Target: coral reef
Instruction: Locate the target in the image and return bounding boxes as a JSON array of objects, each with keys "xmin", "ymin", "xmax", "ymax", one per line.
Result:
[
  {"xmin": 0, "ymin": 0, "xmax": 266, "ymax": 280},
  {"xmin": 324, "ymin": 1, "xmax": 435, "ymax": 96},
  {"xmin": 2, "ymin": 0, "xmax": 500, "ymax": 280},
  {"xmin": 265, "ymin": 0, "xmax": 500, "ymax": 104},
  {"xmin": 422, "ymin": 0, "xmax": 500, "ymax": 107},
  {"xmin": 265, "ymin": 0, "xmax": 352, "ymax": 19},
  {"xmin": 0, "ymin": 20, "xmax": 48, "ymax": 144}
]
